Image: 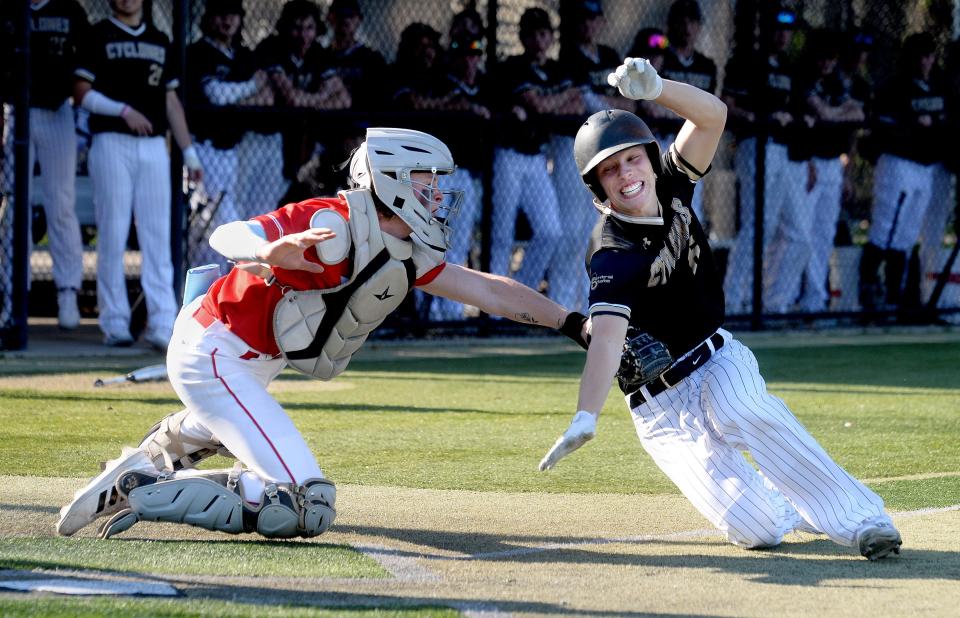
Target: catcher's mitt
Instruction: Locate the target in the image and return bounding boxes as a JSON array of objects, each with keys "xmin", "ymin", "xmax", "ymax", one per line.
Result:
[{"xmin": 616, "ymin": 328, "xmax": 673, "ymax": 392}]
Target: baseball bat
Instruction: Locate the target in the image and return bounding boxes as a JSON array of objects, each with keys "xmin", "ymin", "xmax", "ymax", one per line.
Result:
[
  {"xmin": 926, "ymin": 241, "xmax": 960, "ymax": 312},
  {"xmin": 93, "ymin": 363, "xmax": 168, "ymax": 387}
]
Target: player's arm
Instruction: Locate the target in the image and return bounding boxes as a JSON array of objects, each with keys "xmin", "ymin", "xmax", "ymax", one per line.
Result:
[
  {"xmin": 73, "ymin": 79, "xmax": 153, "ymax": 135},
  {"xmin": 209, "ymin": 220, "xmax": 335, "ymax": 274},
  {"xmin": 166, "ymin": 90, "xmax": 203, "ymax": 182},
  {"xmin": 420, "ymin": 263, "xmax": 568, "ymax": 328},
  {"xmin": 609, "ymin": 57, "xmax": 726, "ymax": 173},
  {"xmin": 538, "ymin": 313, "xmax": 628, "ymax": 471}
]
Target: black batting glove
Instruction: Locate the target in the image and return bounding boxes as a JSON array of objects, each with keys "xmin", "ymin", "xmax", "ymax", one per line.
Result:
[{"xmin": 559, "ymin": 311, "xmax": 590, "ymax": 350}]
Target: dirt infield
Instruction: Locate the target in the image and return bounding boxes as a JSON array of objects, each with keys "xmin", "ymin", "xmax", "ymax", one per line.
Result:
[{"xmin": 2, "ymin": 476, "xmax": 959, "ymax": 617}]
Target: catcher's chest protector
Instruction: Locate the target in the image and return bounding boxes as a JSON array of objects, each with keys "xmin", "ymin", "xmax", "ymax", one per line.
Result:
[{"xmin": 274, "ymin": 190, "xmax": 429, "ymax": 379}]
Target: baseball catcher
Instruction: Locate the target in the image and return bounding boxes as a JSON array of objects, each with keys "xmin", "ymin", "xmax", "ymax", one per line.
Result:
[{"xmin": 57, "ymin": 127, "xmax": 589, "ymax": 540}]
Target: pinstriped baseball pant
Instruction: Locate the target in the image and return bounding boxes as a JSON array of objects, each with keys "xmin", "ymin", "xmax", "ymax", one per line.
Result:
[
  {"xmin": 628, "ymin": 329, "xmax": 889, "ymax": 548},
  {"xmin": 88, "ymin": 132, "xmax": 178, "ymax": 337},
  {"xmin": 1, "ymin": 101, "xmax": 84, "ymax": 291}
]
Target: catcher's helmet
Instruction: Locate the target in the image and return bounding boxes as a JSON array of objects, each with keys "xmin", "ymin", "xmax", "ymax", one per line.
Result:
[
  {"xmin": 574, "ymin": 109, "xmax": 661, "ymax": 202},
  {"xmin": 349, "ymin": 128, "xmax": 462, "ymax": 260}
]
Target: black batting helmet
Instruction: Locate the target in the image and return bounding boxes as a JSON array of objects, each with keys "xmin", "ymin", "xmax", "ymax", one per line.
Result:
[{"xmin": 574, "ymin": 109, "xmax": 661, "ymax": 202}]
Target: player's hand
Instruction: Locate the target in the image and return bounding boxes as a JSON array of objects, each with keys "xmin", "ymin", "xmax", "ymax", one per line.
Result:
[
  {"xmin": 182, "ymin": 145, "xmax": 203, "ymax": 183},
  {"xmin": 607, "ymin": 57, "xmax": 663, "ymax": 101},
  {"xmin": 254, "ymin": 228, "xmax": 337, "ymax": 274},
  {"xmin": 121, "ymin": 106, "xmax": 153, "ymax": 136},
  {"xmin": 539, "ymin": 411, "xmax": 597, "ymax": 471}
]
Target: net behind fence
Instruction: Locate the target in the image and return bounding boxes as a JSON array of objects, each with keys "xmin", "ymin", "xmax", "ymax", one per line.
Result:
[{"xmin": 2, "ymin": 0, "xmax": 958, "ymax": 350}]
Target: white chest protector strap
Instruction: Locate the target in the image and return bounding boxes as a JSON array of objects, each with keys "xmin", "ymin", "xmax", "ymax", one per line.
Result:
[{"xmin": 273, "ymin": 190, "xmax": 418, "ymax": 380}]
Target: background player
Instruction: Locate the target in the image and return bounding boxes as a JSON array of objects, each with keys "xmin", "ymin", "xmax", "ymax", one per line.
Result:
[
  {"xmin": 1, "ymin": 0, "xmax": 89, "ymax": 329},
  {"xmin": 538, "ymin": 57, "xmax": 903, "ymax": 561},
  {"xmin": 74, "ymin": 0, "xmax": 202, "ymax": 349},
  {"xmin": 859, "ymin": 33, "xmax": 945, "ymax": 314},
  {"xmin": 186, "ymin": 0, "xmax": 272, "ymax": 269},
  {"xmin": 56, "ymin": 127, "xmax": 589, "ymax": 541}
]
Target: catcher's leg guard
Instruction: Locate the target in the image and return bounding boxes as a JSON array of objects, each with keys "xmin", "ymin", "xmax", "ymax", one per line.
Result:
[
  {"xmin": 140, "ymin": 410, "xmax": 231, "ymax": 471},
  {"xmin": 124, "ymin": 468, "xmax": 336, "ymax": 538}
]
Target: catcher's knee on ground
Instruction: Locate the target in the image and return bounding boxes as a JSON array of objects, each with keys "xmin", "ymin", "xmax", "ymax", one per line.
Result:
[
  {"xmin": 140, "ymin": 409, "xmax": 232, "ymax": 471},
  {"xmin": 116, "ymin": 467, "xmax": 336, "ymax": 538}
]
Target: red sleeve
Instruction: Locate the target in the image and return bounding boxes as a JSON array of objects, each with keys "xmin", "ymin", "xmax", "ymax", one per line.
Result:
[
  {"xmin": 415, "ymin": 262, "xmax": 447, "ymax": 286},
  {"xmin": 251, "ymin": 197, "xmax": 345, "ymax": 242}
]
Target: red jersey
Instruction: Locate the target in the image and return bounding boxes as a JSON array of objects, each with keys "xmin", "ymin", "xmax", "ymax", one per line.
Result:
[{"xmin": 199, "ymin": 196, "xmax": 446, "ymax": 355}]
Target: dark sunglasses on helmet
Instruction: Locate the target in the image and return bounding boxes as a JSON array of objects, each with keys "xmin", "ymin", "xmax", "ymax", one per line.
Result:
[{"xmin": 776, "ymin": 10, "xmax": 796, "ymax": 25}]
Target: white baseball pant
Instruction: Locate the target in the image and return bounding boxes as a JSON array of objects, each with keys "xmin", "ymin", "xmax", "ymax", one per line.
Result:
[
  {"xmin": 190, "ymin": 140, "xmax": 241, "ymax": 269},
  {"xmin": 918, "ymin": 163, "xmax": 955, "ymax": 304},
  {"xmin": 868, "ymin": 154, "xmax": 934, "ymax": 252},
  {"xmin": 88, "ymin": 132, "xmax": 178, "ymax": 338},
  {"xmin": 628, "ymin": 329, "xmax": 891, "ymax": 548},
  {"xmin": 549, "ymin": 135, "xmax": 597, "ymax": 313},
  {"xmin": 797, "ymin": 156, "xmax": 844, "ymax": 312},
  {"xmin": 1, "ymin": 101, "xmax": 84, "ymax": 292},
  {"xmin": 491, "ymin": 147, "xmax": 561, "ymax": 292},
  {"xmin": 236, "ymin": 132, "xmax": 289, "ymax": 220},
  {"xmin": 724, "ymin": 138, "xmax": 806, "ymax": 314},
  {"xmin": 429, "ymin": 167, "xmax": 483, "ymax": 321},
  {"xmin": 166, "ymin": 296, "xmax": 324, "ymax": 495}
]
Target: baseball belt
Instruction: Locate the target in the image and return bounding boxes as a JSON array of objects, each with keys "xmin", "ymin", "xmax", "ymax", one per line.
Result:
[{"xmin": 628, "ymin": 331, "xmax": 725, "ymax": 407}]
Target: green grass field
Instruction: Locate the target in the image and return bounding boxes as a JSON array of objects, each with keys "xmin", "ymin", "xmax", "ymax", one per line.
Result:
[{"xmin": 1, "ymin": 331, "xmax": 959, "ymax": 616}]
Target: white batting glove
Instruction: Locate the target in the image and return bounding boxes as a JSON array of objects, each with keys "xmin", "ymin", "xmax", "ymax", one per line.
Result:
[
  {"xmin": 182, "ymin": 145, "xmax": 203, "ymax": 172},
  {"xmin": 607, "ymin": 57, "xmax": 663, "ymax": 101},
  {"xmin": 538, "ymin": 410, "xmax": 597, "ymax": 471}
]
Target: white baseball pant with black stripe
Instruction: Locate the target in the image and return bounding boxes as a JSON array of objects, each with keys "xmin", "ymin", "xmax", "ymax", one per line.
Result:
[
  {"xmin": 88, "ymin": 132, "xmax": 178, "ymax": 337},
  {"xmin": 491, "ymin": 147, "xmax": 562, "ymax": 294},
  {"xmin": 164, "ymin": 296, "xmax": 324, "ymax": 501},
  {"xmin": 868, "ymin": 154, "xmax": 934, "ymax": 252},
  {"xmin": 549, "ymin": 135, "xmax": 597, "ymax": 313},
  {"xmin": 2, "ymin": 101, "xmax": 84, "ymax": 292},
  {"xmin": 627, "ymin": 329, "xmax": 891, "ymax": 548}
]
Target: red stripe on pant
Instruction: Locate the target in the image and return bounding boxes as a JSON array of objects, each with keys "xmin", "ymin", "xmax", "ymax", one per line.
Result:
[{"xmin": 210, "ymin": 347, "xmax": 296, "ymax": 483}]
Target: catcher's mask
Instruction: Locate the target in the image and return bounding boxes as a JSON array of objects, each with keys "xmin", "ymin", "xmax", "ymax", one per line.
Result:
[
  {"xmin": 349, "ymin": 128, "xmax": 463, "ymax": 256},
  {"xmin": 574, "ymin": 109, "xmax": 662, "ymax": 206}
]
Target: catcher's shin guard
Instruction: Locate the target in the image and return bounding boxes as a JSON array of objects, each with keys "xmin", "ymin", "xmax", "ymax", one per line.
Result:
[
  {"xmin": 140, "ymin": 410, "xmax": 232, "ymax": 471},
  {"xmin": 123, "ymin": 468, "xmax": 337, "ymax": 538}
]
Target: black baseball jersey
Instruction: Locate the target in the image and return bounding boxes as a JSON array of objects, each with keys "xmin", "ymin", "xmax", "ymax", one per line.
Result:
[
  {"xmin": 330, "ymin": 43, "xmax": 387, "ymax": 110},
  {"xmin": 186, "ymin": 37, "xmax": 257, "ymax": 149},
  {"xmin": 259, "ymin": 35, "xmax": 337, "ymax": 96},
  {"xmin": 723, "ymin": 51, "xmax": 797, "ymax": 143},
  {"xmin": 872, "ymin": 72, "xmax": 947, "ymax": 165},
  {"xmin": 558, "ymin": 43, "xmax": 621, "ymax": 135},
  {"xmin": 660, "ymin": 49, "xmax": 718, "ymax": 134},
  {"xmin": 587, "ymin": 148, "xmax": 723, "ymax": 360},
  {"xmin": 797, "ymin": 69, "xmax": 863, "ymax": 159},
  {"xmin": 432, "ymin": 71, "xmax": 491, "ymax": 171},
  {"xmin": 1, "ymin": 0, "xmax": 89, "ymax": 108},
  {"xmin": 494, "ymin": 54, "xmax": 575, "ymax": 154},
  {"xmin": 75, "ymin": 18, "xmax": 177, "ymax": 136}
]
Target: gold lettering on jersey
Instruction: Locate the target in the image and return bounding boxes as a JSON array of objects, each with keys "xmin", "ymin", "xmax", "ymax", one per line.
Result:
[
  {"xmin": 648, "ymin": 199, "xmax": 692, "ymax": 287},
  {"xmin": 687, "ymin": 236, "xmax": 700, "ymax": 275},
  {"xmin": 106, "ymin": 41, "xmax": 166, "ymax": 63},
  {"xmin": 33, "ymin": 17, "xmax": 71, "ymax": 33}
]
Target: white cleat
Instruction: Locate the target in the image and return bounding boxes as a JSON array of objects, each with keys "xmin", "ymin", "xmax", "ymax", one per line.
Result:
[
  {"xmin": 56, "ymin": 447, "xmax": 156, "ymax": 536},
  {"xmin": 855, "ymin": 517, "xmax": 902, "ymax": 561}
]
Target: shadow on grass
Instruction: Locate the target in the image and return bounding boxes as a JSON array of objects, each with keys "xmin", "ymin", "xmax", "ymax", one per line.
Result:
[{"xmin": 338, "ymin": 525, "xmax": 959, "ymax": 586}]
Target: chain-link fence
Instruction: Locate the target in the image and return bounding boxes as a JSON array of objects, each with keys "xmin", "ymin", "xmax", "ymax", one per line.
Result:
[{"xmin": 3, "ymin": 0, "xmax": 959, "ymax": 349}]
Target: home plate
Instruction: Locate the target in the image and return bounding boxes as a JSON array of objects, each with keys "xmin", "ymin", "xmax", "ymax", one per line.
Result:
[{"xmin": 0, "ymin": 577, "xmax": 178, "ymax": 596}]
